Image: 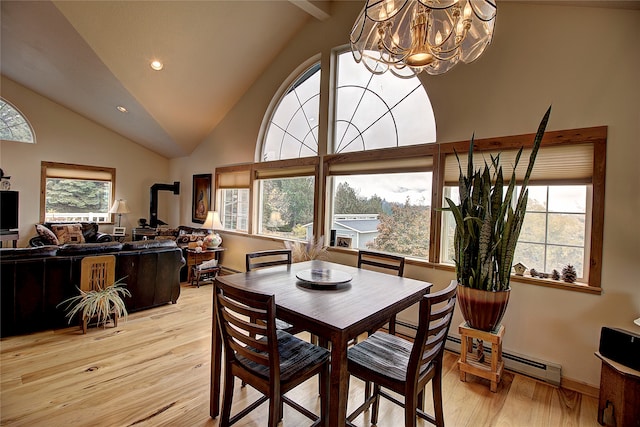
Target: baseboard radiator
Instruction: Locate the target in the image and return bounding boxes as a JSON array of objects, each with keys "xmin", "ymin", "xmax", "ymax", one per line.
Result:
[{"xmin": 395, "ymin": 320, "xmax": 562, "ymax": 387}]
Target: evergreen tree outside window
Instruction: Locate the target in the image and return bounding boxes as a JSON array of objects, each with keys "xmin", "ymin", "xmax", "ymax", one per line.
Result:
[{"xmin": 41, "ymin": 162, "xmax": 115, "ymax": 223}]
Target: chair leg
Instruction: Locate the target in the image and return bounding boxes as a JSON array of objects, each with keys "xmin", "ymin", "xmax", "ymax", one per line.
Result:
[
  {"xmin": 220, "ymin": 368, "xmax": 235, "ymax": 427},
  {"xmin": 371, "ymin": 384, "xmax": 382, "ymax": 425},
  {"xmin": 364, "ymin": 380, "xmax": 372, "ymax": 402},
  {"xmin": 82, "ymin": 317, "xmax": 87, "ymax": 334},
  {"xmin": 432, "ymin": 365, "xmax": 445, "ymax": 427},
  {"xmin": 268, "ymin": 393, "xmax": 281, "ymax": 427},
  {"xmin": 405, "ymin": 391, "xmax": 418, "ymax": 427}
]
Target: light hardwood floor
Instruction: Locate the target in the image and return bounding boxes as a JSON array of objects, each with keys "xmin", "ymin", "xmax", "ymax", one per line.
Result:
[{"xmin": 1, "ymin": 283, "xmax": 601, "ymax": 426}]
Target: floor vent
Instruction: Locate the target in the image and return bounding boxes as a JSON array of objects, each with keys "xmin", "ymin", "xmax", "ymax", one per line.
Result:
[{"xmin": 395, "ymin": 320, "xmax": 562, "ymax": 386}]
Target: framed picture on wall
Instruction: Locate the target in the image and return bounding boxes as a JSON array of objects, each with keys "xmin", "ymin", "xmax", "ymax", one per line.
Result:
[{"xmin": 192, "ymin": 173, "xmax": 212, "ymax": 224}]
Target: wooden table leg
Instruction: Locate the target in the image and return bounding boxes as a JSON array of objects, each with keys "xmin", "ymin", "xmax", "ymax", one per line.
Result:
[
  {"xmin": 210, "ymin": 289, "xmax": 221, "ymax": 418},
  {"xmin": 329, "ymin": 333, "xmax": 348, "ymax": 427}
]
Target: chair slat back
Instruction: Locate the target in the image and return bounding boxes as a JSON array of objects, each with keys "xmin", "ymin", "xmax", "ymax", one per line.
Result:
[
  {"xmin": 246, "ymin": 249, "xmax": 292, "ymax": 272},
  {"xmin": 215, "ymin": 280, "xmax": 279, "ymax": 377},
  {"xmin": 357, "ymin": 250, "xmax": 405, "ymax": 277},
  {"xmin": 410, "ymin": 281, "xmax": 457, "ymax": 377},
  {"xmin": 80, "ymin": 255, "xmax": 116, "ymax": 292}
]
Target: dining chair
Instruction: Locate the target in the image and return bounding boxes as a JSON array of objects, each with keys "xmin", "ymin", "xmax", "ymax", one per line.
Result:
[
  {"xmin": 214, "ymin": 280, "xmax": 329, "ymax": 427},
  {"xmin": 245, "ymin": 249, "xmax": 297, "ymax": 332},
  {"xmin": 346, "ymin": 281, "xmax": 458, "ymax": 427},
  {"xmin": 245, "ymin": 249, "xmax": 292, "ymax": 271},
  {"xmin": 357, "ymin": 250, "xmax": 405, "ymax": 335}
]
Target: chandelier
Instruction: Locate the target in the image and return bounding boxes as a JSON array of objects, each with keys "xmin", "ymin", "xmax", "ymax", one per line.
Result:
[{"xmin": 350, "ymin": 0, "xmax": 497, "ymax": 77}]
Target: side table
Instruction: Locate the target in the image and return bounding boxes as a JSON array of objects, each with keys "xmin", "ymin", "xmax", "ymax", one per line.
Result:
[
  {"xmin": 186, "ymin": 247, "xmax": 225, "ymax": 285},
  {"xmin": 132, "ymin": 228, "xmax": 157, "ymax": 241},
  {"xmin": 0, "ymin": 231, "xmax": 19, "ymax": 248},
  {"xmin": 458, "ymin": 322, "xmax": 505, "ymax": 392}
]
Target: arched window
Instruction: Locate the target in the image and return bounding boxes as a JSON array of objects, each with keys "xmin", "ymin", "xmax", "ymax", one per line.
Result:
[
  {"xmin": 333, "ymin": 50, "xmax": 435, "ymax": 153},
  {"xmin": 0, "ymin": 98, "xmax": 35, "ymax": 143},
  {"xmin": 260, "ymin": 52, "xmax": 436, "ymax": 160},
  {"xmin": 262, "ymin": 63, "xmax": 320, "ymax": 161}
]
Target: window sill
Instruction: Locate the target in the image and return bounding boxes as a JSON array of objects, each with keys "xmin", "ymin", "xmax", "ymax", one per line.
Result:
[
  {"xmin": 276, "ymin": 246, "xmax": 603, "ymax": 295},
  {"xmin": 400, "ymin": 257, "xmax": 602, "ymax": 295}
]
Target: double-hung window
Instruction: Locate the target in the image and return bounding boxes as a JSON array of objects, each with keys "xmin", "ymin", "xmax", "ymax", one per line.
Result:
[
  {"xmin": 324, "ymin": 148, "xmax": 435, "ymax": 258},
  {"xmin": 40, "ymin": 162, "xmax": 115, "ymax": 223},
  {"xmin": 254, "ymin": 158, "xmax": 319, "ymax": 239},
  {"xmin": 215, "ymin": 165, "xmax": 251, "ymax": 233},
  {"xmin": 439, "ymin": 133, "xmax": 604, "ymax": 288}
]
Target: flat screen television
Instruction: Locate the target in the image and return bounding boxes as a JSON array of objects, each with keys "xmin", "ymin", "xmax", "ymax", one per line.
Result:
[{"xmin": 0, "ymin": 191, "xmax": 19, "ymax": 232}]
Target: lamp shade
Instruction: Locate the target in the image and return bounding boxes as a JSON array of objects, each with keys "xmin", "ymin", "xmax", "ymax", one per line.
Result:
[
  {"xmin": 202, "ymin": 211, "xmax": 223, "ymax": 230},
  {"xmin": 109, "ymin": 199, "xmax": 131, "ymax": 214}
]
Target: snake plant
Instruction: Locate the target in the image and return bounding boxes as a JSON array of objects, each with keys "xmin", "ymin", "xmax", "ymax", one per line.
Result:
[{"xmin": 445, "ymin": 107, "xmax": 551, "ymax": 291}]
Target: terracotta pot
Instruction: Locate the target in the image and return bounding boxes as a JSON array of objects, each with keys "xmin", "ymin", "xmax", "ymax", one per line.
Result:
[{"xmin": 456, "ymin": 283, "xmax": 510, "ymax": 332}]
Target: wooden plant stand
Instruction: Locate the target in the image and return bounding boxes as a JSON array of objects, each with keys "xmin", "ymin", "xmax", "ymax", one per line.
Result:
[{"xmin": 458, "ymin": 322, "xmax": 505, "ymax": 392}]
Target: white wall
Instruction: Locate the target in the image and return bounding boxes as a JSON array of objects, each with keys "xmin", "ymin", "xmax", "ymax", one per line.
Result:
[
  {"xmin": 0, "ymin": 76, "xmax": 173, "ymax": 244},
  {"xmin": 170, "ymin": 2, "xmax": 640, "ymax": 387}
]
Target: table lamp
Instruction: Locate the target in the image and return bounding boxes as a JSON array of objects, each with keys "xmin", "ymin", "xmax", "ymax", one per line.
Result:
[
  {"xmin": 109, "ymin": 199, "xmax": 130, "ymax": 227},
  {"xmin": 202, "ymin": 210, "xmax": 223, "ymax": 249}
]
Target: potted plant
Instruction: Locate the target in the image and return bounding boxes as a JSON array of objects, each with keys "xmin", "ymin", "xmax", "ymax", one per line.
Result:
[
  {"xmin": 58, "ymin": 277, "xmax": 131, "ymax": 333},
  {"xmin": 444, "ymin": 107, "xmax": 551, "ymax": 331}
]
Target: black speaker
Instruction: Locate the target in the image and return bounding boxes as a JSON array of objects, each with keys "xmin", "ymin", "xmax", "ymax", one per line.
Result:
[
  {"xmin": 599, "ymin": 327, "xmax": 640, "ymax": 371},
  {"xmin": 330, "ymin": 230, "xmax": 336, "ymax": 246}
]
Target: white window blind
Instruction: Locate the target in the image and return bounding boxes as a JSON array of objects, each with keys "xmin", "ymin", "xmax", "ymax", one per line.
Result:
[{"xmin": 443, "ymin": 143, "xmax": 594, "ymax": 186}]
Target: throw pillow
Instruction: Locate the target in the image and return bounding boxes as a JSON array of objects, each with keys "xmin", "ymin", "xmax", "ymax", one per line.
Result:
[
  {"xmin": 51, "ymin": 223, "xmax": 85, "ymax": 244},
  {"xmin": 35, "ymin": 224, "xmax": 60, "ymax": 245}
]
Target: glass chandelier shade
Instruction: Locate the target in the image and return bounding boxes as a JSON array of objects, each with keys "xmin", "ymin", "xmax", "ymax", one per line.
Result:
[{"xmin": 350, "ymin": 0, "xmax": 497, "ymax": 77}]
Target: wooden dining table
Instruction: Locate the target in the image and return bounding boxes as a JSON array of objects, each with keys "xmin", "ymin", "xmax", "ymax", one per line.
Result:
[{"xmin": 209, "ymin": 259, "xmax": 432, "ymax": 427}]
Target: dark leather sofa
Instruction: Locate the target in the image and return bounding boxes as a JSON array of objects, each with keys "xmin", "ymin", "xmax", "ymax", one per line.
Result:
[
  {"xmin": 0, "ymin": 240, "xmax": 185, "ymax": 337},
  {"xmin": 29, "ymin": 222, "xmax": 113, "ymax": 246}
]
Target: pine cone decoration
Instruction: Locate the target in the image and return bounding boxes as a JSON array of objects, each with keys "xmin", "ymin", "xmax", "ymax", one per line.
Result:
[
  {"xmin": 552, "ymin": 269, "xmax": 560, "ymax": 280},
  {"xmin": 529, "ymin": 268, "xmax": 538, "ymax": 278},
  {"xmin": 562, "ymin": 265, "xmax": 577, "ymax": 283}
]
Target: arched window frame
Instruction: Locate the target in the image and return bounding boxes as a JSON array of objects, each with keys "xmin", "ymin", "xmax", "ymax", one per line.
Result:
[{"xmin": 0, "ymin": 98, "xmax": 36, "ymax": 144}]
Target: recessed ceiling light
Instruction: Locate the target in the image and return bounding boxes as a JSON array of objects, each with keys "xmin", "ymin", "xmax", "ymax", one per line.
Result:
[
  {"xmin": 150, "ymin": 60, "xmax": 164, "ymax": 71},
  {"xmin": 116, "ymin": 105, "xmax": 128, "ymax": 113}
]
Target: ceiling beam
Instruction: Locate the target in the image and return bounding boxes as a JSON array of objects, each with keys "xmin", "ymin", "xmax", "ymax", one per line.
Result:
[{"xmin": 289, "ymin": 0, "xmax": 331, "ymax": 21}]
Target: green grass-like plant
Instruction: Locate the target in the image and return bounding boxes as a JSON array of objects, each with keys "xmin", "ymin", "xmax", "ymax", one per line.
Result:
[
  {"xmin": 58, "ymin": 277, "xmax": 131, "ymax": 328},
  {"xmin": 444, "ymin": 107, "xmax": 551, "ymax": 292}
]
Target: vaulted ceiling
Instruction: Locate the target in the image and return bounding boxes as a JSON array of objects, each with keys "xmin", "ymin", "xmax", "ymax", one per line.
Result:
[
  {"xmin": 2, "ymin": 1, "xmax": 636, "ymax": 159},
  {"xmin": 1, "ymin": 0, "xmax": 330, "ymax": 158}
]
